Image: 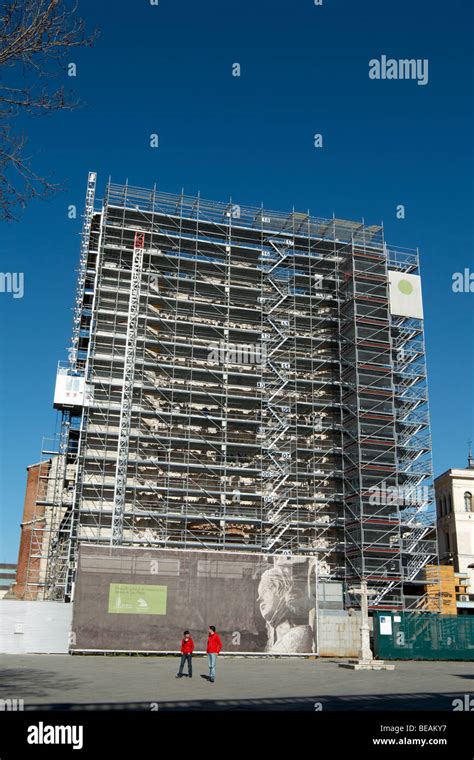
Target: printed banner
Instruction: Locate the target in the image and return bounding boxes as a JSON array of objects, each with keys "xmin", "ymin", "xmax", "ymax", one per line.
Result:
[{"xmin": 388, "ymin": 271, "xmax": 424, "ymax": 319}]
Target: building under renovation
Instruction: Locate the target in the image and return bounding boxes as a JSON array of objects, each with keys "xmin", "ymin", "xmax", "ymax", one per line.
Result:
[{"xmin": 19, "ymin": 172, "xmax": 439, "ymax": 612}]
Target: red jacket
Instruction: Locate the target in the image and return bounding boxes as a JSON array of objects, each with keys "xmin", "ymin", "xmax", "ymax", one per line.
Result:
[
  {"xmin": 181, "ymin": 637, "xmax": 194, "ymax": 655},
  {"xmin": 206, "ymin": 632, "xmax": 222, "ymax": 654}
]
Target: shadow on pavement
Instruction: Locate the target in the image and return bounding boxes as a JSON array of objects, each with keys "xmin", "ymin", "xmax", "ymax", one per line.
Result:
[
  {"xmin": 23, "ymin": 691, "xmax": 464, "ymax": 711},
  {"xmin": 0, "ymin": 669, "xmax": 81, "ymax": 698}
]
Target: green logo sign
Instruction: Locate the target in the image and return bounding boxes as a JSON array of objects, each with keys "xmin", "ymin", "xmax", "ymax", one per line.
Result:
[
  {"xmin": 398, "ymin": 279, "xmax": 413, "ymax": 295},
  {"xmin": 108, "ymin": 583, "xmax": 167, "ymax": 615}
]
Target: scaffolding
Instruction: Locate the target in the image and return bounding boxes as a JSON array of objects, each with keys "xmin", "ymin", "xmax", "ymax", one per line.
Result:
[{"xmin": 22, "ymin": 173, "xmax": 439, "ymax": 609}]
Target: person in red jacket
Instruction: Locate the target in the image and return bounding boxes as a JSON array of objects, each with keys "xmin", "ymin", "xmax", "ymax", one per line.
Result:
[
  {"xmin": 176, "ymin": 630, "xmax": 194, "ymax": 678},
  {"xmin": 206, "ymin": 625, "xmax": 222, "ymax": 683}
]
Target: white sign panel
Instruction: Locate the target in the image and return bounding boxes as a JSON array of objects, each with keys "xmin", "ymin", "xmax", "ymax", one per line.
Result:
[
  {"xmin": 388, "ymin": 271, "xmax": 423, "ymax": 319},
  {"xmin": 379, "ymin": 615, "xmax": 393, "ymax": 636},
  {"xmin": 54, "ymin": 370, "xmax": 85, "ymax": 407}
]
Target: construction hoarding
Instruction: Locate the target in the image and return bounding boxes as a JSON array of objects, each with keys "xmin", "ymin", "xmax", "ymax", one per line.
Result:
[{"xmin": 71, "ymin": 545, "xmax": 320, "ymax": 654}]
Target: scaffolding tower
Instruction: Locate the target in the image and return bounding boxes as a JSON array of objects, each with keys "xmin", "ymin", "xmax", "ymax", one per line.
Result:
[{"xmin": 23, "ymin": 173, "xmax": 439, "ymax": 609}]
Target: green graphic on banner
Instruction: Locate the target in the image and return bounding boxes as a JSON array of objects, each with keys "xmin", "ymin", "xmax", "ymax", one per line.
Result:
[{"xmin": 108, "ymin": 583, "xmax": 167, "ymax": 615}]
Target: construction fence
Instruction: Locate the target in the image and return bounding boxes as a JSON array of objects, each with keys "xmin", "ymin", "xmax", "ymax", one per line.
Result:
[{"xmin": 373, "ymin": 611, "xmax": 474, "ymax": 661}]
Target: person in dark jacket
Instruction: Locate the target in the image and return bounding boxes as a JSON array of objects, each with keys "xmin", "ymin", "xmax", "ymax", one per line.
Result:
[
  {"xmin": 206, "ymin": 625, "xmax": 222, "ymax": 683},
  {"xmin": 176, "ymin": 630, "xmax": 194, "ymax": 678}
]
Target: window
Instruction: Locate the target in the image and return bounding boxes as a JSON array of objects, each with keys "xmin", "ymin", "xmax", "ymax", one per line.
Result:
[
  {"xmin": 464, "ymin": 492, "xmax": 473, "ymax": 512},
  {"xmin": 447, "ymin": 494, "xmax": 452, "ymax": 514}
]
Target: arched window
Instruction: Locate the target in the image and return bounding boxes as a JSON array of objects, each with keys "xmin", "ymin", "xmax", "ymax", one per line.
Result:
[{"xmin": 464, "ymin": 492, "xmax": 473, "ymax": 512}]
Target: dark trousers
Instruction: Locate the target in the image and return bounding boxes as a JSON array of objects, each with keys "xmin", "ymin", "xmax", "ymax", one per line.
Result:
[{"xmin": 178, "ymin": 653, "xmax": 192, "ymax": 676}]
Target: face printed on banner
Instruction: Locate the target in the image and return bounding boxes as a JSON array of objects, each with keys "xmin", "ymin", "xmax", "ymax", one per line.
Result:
[{"xmin": 257, "ymin": 577, "xmax": 279, "ymax": 622}]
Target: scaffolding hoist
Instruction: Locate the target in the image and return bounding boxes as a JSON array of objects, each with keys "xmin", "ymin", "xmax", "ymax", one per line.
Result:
[
  {"xmin": 22, "ymin": 174, "xmax": 439, "ymax": 611},
  {"xmin": 70, "ymin": 171, "xmax": 97, "ymax": 373}
]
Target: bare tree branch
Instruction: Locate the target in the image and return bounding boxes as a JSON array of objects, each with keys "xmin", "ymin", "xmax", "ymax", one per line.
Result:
[{"xmin": 0, "ymin": 0, "xmax": 97, "ymax": 220}]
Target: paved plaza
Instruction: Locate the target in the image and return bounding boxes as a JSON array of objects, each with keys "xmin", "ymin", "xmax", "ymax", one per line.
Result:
[{"xmin": 1, "ymin": 655, "xmax": 473, "ymax": 710}]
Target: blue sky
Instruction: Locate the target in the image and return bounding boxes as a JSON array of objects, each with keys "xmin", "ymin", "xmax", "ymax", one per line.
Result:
[{"xmin": 0, "ymin": 0, "xmax": 473, "ymax": 561}]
